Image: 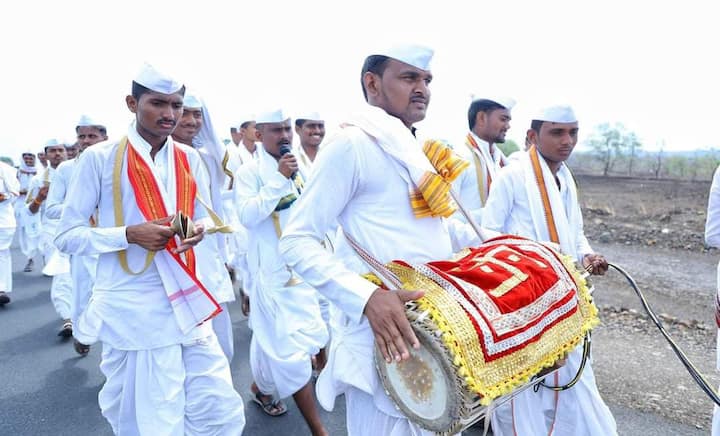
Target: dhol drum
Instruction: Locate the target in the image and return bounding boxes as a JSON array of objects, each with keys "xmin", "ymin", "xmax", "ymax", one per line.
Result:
[{"xmin": 373, "ymin": 235, "xmax": 599, "ymax": 435}]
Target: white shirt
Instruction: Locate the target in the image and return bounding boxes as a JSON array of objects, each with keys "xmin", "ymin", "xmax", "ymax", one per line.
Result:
[
  {"xmin": 706, "ymin": 166, "xmax": 720, "ymax": 249},
  {"xmin": 25, "ymin": 166, "xmax": 58, "ymax": 233},
  {"xmin": 54, "ymin": 124, "xmax": 212, "ymax": 350},
  {"xmin": 482, "ymin": 160, "xmax": 593, "ymax": 262},
  {"xmin": 280, "ymin": 125, "xmax": 481, "ymax": 324},
  {"xmin": 294, "ymin": 144, "xmax": 316, "ymax": 177},
  {"xmin": 453, "ymin": 132, "xmax": 507, "ymax": 223},
  {"xmin": 0, "ymin": 161, "xmax": 19, "ymax": 228},
  {"xmin": 45, "ymin": 157, "xmax": 78, "ymax": 220}
]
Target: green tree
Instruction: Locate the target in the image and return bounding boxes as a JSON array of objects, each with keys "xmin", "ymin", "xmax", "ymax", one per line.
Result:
[
  {"xmin": 625, "ymin": 132, "xmax": 642, "ymax": 176},
  {"xmin": 586, "ymin": 122, "xmax": 642, "ymax": 176},
  {"xmin": 0, "ymin": 156, "xmax": 14, "ymax": 167},
  {"xmin": 498, "ymin": 139, "xmax": 519, "ymax": 156}
]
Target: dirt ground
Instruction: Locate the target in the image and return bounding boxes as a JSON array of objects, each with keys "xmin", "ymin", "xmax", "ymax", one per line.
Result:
[{"xmin": 575, "ymin": 174, "xmax": 719, "ymax": 432}]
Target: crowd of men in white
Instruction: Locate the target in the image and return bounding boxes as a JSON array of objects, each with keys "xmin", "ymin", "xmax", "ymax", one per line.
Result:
[{"xmin": 2, "ymin": 43, "xmax": 713, "ymax": 436}]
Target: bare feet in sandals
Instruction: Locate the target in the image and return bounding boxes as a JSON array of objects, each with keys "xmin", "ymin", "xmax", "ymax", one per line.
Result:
[
  {"xmin": 58, "ymin": 319, "xmax": 73, "ymax": 338},
  {"xmin": 250, "ymin": 382, "xmax": 287, "ymax": 417},
  {"xmin": 240, "ymin": 289, "xmax": 250, "ymax": 317},
  {"xmin": 73, "ymin": 339, "xmax": 91, "ymax": 357}
]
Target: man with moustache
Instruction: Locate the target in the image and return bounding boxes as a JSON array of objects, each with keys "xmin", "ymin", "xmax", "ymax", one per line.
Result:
[
  {"xmin": 279, "ymin": 45, "xmax": 484, "ymax": 435},
  {"xmin": 45, "ymin": 115, "xmax": 108, "ymax": 355},
  {"xmin": 55, "ymin": 64, "xmax": 244, "ymax": 435},
  {"xmin": 16, "ymin": 150, "xmax": 37, "ymax": 272},
  {"xmin": 453, "ymin": 96, "xmax": 515, "ymax": 223},
  {"xmin": 293, "ymin": 111, "xmax": 325, "ymax": 175},
  {"xmin": 235, "ymin": 108, "xmax": 328, "ymax": 435},
  {"xmin": 483, "ymin": 105, "xmax": 616, "ymax": 436},
  {"xmin": 65, "ymin": 142, "xmax": 80, "ymax": 160},
  {"xmin": 26, "ymin": 140, "xmax": 71, "ymax": 337},
  {"xmin": 171, "ymin": 93, "xmax": 237, "ymax": 363}
]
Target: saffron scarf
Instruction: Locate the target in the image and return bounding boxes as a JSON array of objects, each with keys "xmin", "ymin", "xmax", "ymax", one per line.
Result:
[{"xmin": 114, "ymin": 136, "xmax": 220, "ymax": 332}]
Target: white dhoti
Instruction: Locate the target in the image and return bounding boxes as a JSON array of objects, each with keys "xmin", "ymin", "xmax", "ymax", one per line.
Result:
[
  {"xmin": 99, "ymin": 334, "xmax": 245, "ymax": 436},
  {"xmin": 50, "ymin": 272, "xmax": 73, "ymax": 319},
  {"xmin": 44, "ymin": 247, "xmax": 73, "ymax": 320},
  {"xmin": 0, "ymin": 227, "xmax": 15, "ymax": 293},
  {"xmin": 492, "ymin": 345, "xmax": 617, "ymax": 436},
  {"xmin": 249, "ymin": 280, "xmax": 328, "ymax": 399},
  {"xmin": 70, "ymin": 254, "xmax": 98, "ymax": 326},
  {"xmin": 211, "ymin": 303, "xmax": 234, "ymax": 363},
  {"xmin": 20, "ymin": 211, "xmax": 42, "ymax": 259}
]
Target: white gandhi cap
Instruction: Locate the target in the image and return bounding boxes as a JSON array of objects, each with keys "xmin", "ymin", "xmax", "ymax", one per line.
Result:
[
  {"xmin": 183, "ymin": 92, "xmax": 202, "ymax": 109},
  {"xmin": 76, "ymin": 114, "xmax": 104, "ymax": 128},
  {"xmin": 133, "ymin": 62, "xmax": 183, "ymax": 94},
  {"xmin": 532, "ymin": 104, "xmax": 577, "ymax": 123},
  {"xmin": 255, "ymin": 108, "xmax": 291, "ymax": 125},
  {"xmin": 370, "ymin": 43, "xmax": 434, "ymax": 71},
  {"xmin": 295, "ymin": 111, "xmax": 323, "ymax": 122}
]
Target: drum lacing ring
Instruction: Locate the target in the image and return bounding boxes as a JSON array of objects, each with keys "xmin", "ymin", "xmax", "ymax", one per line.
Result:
[{"xmin": 607, "ymin": 262, "xmax": 720, "ymax": 406}]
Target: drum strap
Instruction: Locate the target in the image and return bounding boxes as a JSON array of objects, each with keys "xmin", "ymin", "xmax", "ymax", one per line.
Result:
[
  {"xmin": 343, "ymin": 231, "xmax": 403, "ymax": 289},
  {"xmin": 609, "ymin": 262, "xmax": 720, "ymax": 406},
  {"xmin": 536, "ymin": 333, "xmax": 591, "ymax": 392}
]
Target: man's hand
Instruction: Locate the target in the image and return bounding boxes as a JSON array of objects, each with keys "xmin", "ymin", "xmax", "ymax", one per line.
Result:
[
  {"xmin": 0, "ymin": 193, "xmax": 6, "ymax": 202},
  {"xmin": 173, "ymin": 222, "xmax": 205, "ymax": 254},
  {"xmin": 278, "ymin": 153, "xmax": 299, "ymax": 179},
  {"xmin": 364, "ymin": 288, "xmax": 425, "ymax": 363},
  {"xmin": 36, "ymin": 185, "xmax": 49, "ymax": 202},
  {"xmin": 126, "ymin": 216, "xmax": 175, "ymax": 251},
  {"xmin": 583, "ymin": 253, "xmax": 608, "ymax": 276}
]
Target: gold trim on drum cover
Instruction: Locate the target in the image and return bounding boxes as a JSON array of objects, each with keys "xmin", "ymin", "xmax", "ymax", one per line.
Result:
[{"xmin": 385, "ymin": 249, "xmax": 599, "ymax": 405}]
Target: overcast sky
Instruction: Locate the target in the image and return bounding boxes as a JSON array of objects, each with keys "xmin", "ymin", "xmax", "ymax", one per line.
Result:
[{"xmin": 1, "ymin": 0, "xmax": 717, "ymax": 164}]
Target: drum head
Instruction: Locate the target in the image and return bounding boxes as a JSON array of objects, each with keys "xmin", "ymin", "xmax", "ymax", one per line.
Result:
[{"xmin": 375, "ymin": 324, "xmax": 460, "ymax": 433}]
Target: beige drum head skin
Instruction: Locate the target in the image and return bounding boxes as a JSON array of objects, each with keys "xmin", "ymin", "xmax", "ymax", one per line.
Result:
[{"xmin": 375, "ymin": 325, "xmax": 461, "ymax": 433}]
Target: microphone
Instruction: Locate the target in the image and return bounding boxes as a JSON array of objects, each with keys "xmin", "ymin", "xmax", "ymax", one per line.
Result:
[{"xmin": 279, "ymin": 144, "xmax": 296, "ymax": 179}]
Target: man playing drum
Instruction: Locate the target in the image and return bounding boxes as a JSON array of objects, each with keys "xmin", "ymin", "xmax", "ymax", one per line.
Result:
[
  {"xmin": 483, "ymin": 104, "xmax": 617, "ymax": 435},
  {"xmin": 279, "ymin": 44, "xmax": 483, "ymax": 435}
]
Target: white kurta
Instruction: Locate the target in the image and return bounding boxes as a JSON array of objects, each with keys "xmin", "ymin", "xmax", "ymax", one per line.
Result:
[
  {"xmin": 15, "ymin": 168, "xmax": 36, "ymax": 259},
  {"xmin": 194, "ymin": 146, "xmax": 236, "ymax": 362},
  {"xmin": 704, "ymin": 165, "xmax": 720, "ymax": 436},
  {"xmin": 224, "ymin": 142, "xmax": 255, "ymax": 280},
  {"xmin": 0, "ymin": 161, "xmax": 19, "ymax": 293},
  {"xmin": 483, "ymin": 153, "xmax": 617, "ymax": 436},
  {"xmin": 46, "ymin": 157, "xmax": 98, "ymax": 325},
  {"xmin": 55, "ymin": 124, "xmax": 244, "ymax": 434},
  {"xmin": 279, "ymin": 120, "xmax": 479, "ymax": 435},
  {"xmin": 453, "ymin": 132, "xmax": 507, "ymax": 225},
  {"xmin": 235, "ymin": 145, "xmax": 328, "ymax": 399},
  {"xmin": 27, "ymin": 166, "xmax": 73, "ymax": 319},
  {"xmin": 55, "ymin": 125, "xmax": 215, "ymax": 350}
]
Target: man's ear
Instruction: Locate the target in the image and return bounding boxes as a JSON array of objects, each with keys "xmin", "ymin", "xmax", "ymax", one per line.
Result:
[
  {"xmin": 126, "ymin": 95, "xmax": 138, "ymax": 114},
  {"xmin": 255, "ymin": 127, "xmax": 262, "ymax": 142},
  {"xmin": 363, "ymin": 72, "xmax": 380, "ymax": 100},
  {"xmin": 526, "ymin": 128, "xmax": 538, "ymax": 147},
  {"xmin": 476, "ymin": 111, "xmax": 486, "ymax": 128}
]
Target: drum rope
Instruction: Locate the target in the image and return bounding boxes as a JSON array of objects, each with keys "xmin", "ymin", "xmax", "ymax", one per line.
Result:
[{"xmin": 608, "ymin": 262, "xmax": 720, "ymax": 406}]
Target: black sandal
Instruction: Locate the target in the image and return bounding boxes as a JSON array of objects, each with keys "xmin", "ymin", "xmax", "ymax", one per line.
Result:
[
  {"xmin": 73, "ymin": 339, "xmax": 91, "ymax": 356},
  {"xmin": 251, "ymin": 390, "xmax": 287, "ymax": 417}
]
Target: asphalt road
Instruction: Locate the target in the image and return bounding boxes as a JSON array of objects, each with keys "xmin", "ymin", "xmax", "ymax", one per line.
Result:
[{"xmin": 0, "ymin": 245, "xmax": 709, "ymax": 436}]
